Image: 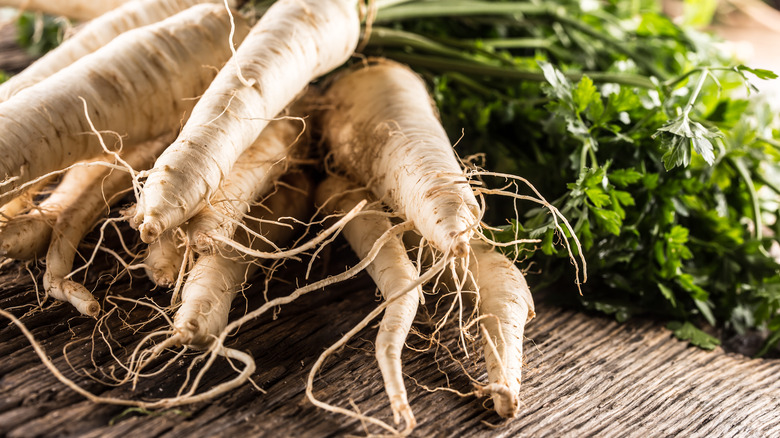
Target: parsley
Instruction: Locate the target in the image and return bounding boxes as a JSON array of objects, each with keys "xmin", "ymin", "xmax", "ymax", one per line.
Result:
[{"xmin": 366, "ymin": 0, "xmax": 780, "ymax": 352}]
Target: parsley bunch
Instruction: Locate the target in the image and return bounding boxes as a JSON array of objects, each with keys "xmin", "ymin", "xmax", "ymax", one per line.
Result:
[{"xmin": 367, "ymin": 0, "xmax": 780, "ymax": 352}]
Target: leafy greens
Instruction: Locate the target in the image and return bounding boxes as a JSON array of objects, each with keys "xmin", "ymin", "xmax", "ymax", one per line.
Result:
[{"xmin": 366, "ymin": 0, "xmax": 780, "ymax": 352}]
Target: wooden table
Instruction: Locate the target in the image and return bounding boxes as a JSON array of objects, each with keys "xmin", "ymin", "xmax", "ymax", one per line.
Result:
[{"xmin": 1, "ymin": 19, "xmax": 780, "ymax": 438}]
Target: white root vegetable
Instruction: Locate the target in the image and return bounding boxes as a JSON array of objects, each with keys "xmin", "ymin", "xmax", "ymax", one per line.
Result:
[
  {"xmin": 173, "ymin": 172, "xmax": 313, "ymax": 349},
  {"xmin": 315, "ymin": 175, "xmax": 420, "ymax": 431},
  {"xmin": 0, "ymin": 194, "xmax": 32, "ymax": 223},
  {"xmin": 186, "ymin": 115, "xmax": 308, "ymax": 255},
  {"xmin": 135, "ymin": 0, "xmax": 360, "ymax": 243},
  {"xmin": 0, "ymin": 0, "xmax": 130, "ymax": 20},
  {"xmin": 402, "ymin": 230, "xmax": 535, "ymax": 419},
  {"xmin": 0, "ymin": 177, "xmax": 53, "ymax": 224},
  {"xmin": 0, "ymin": 4, "xmax": 249, "ymax": 204},
  {"xmin": 0, "ymin": 162, "xmax": 108, "ymax": 260},
  {"xmin": 122, "ymin": 172, "xmax": 313, "ymax": 409},
  {"xmin": 143, "ymin": 229, "xmax": 185, "ymax": 288},
  {"xmin": 322, "ymin": 59, "xmax": 480, "ymax": 258},
  {"xmin": 44, "ymin": 136, "xmax": 171, "ymax": 317},
  {"xmin": 471, "ymin": 241, "xmax": 535, "ymax": 419},
  {"xmin": 0, "ymin": 0, "xmax": 231, "ymax": 102}
]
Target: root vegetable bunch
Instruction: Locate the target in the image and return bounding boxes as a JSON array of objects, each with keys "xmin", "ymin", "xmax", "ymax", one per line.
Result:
[{"xmin": 0, "ymin": 0, "xmax": 590, "ymax": 434}]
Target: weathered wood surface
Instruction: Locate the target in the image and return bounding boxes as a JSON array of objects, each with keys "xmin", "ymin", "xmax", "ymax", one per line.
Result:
[
  {"xmin": 1, "ymin": 19, "xmax": 780, "ymax": 438},
  {"xmin": 0, "ymin": 22, "xmax": 34, "ymax": 74},
  {"xmin": 2, "ymin": 249, "xmax": 780, "ymax": 438}
]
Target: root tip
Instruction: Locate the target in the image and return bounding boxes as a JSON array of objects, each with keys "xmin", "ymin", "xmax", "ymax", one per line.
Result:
[
  {"xmin": 47, "ymin": 278, "xmax": 100, "ymax": 318},
  {"xmin": 139, "ymin": 221, "xmax": 162, "ymax": 244},
  {"xmin": 153, "ymin": 271, "xmax": 175, "ymax": 288},
  {"xmin": 85, "ymin": 301, "xmax": 100, "ymax": 318},
  {"xmin": 452, "ymin": 238, "xmax": 470, "ymax": 259},
  {"xmin": 193, "ymin": 233, "xmax": 215, "ymax": 256},
  {"xmin": 485, "ymin": 384, "xmax": 519, "ymax": 418}
]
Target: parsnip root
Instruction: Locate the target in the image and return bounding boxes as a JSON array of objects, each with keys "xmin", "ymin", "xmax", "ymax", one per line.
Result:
[
  {"xmin": 316, "ymin": 175, "xmax": 420, "ymax": 431},
  {"xmin": 472, "ymin": 241, "xmax": 535, "ymax": 418},
  {"xmin": 143, "ymin": 229, "xmax": 185, "ymax": 288},
  {"xmin": 0, "ymin": 0, "xmax": 130, "ymax": 21},
  {"xmin": 0, "ymin": 4, "xmax": 249, "ymax": 204},
  {"xmin": 136, "ymin": 0, "xmax": 360, "ymax": 243},
  {"xmin": 322, "ymin": 59, "xmax": 480, "ymax": 258},
  {"xmin": 186, "ymin": 113, "xmax": 309, "ymax": 255},
  {"xmin": 0, "ymin": 0, "xmax": 231, "ymax": 102},
  {"xmin": 174, "ymin": 172, "xmax": 313, "ymax": 349},
  {"xmin": 44, "ymin": 136, "xmax": 171, "ymax": 317},
  {"xmin": 0, "ymin": 161, "xmax": 113, "ymax": 260}
]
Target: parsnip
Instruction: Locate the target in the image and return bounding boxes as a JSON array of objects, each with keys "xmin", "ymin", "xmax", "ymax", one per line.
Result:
[
  {"xmin": 0, "ymin": 0, "xmax": 130, "ymax": 21},
  {"xmin": 0, "ymin": 177, "xmax": 53, "ymax": 224},
  {"xmin": 472, "ymin": 241, "xmax": 535, "ymax": 418},
  {"xmin": 143, "ymin": 229, "xmax": 185, "ymax": 288},
  {"xmin": 0, "ymin": 161, "xmax": 107, "ymax": 260},
  {"xmin": 174, "ymin": 172, "xmax": 313, "ymax": 348},
  {"xmin": 135, "ymin": 0, "xmax": 360, "ymax": 243},
  {"xmin": 44, "ymin": 136, "xmax": 171, "ymax": 317},
  {"xmin": 316, "ymin": 175, "xmax": 420, "ymax": 431},
  {"xmin": 0, "ymin": 4, "xmax": 249, "ymax": 204},
  {"xmin": 0, "ymin": 0, "xmax": 231, "ymax": 102},
  {"xmin": 186, "ymin": 115, "xmax": 308, "ymax": 255},
  {"xmin": 402, "ymin": 230, "xmax": 535, "ymax": 419},
  {"xmin": 321, "ymin": 59, "xmax": 480, "ymax": 258}
]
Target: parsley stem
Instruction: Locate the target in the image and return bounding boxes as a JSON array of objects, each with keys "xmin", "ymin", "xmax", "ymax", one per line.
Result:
[
  {"xmin": 375, "ymin": 1, "xmax": 667, "ymax": 79},
  {"xmin": 682, "ymin": 69, "xmax": 709, "ymax": 116},
  {"xmin": 381, "ymin": 52, "xmax": 657, "ymax": 88},
  {"xmin": 367, "ymin": 27, "xmax": 572, "ymax": 66},
  {"xmin": 366, "ymin": 27, "xmax": 483, "ymax": 63},
  {"xmin": 446, "ymin": 72, "xmax": 509, "ymax": 99},
  {"xmin": 375, "ymin": 1, "xmax": 552, "ymax": 22},
  {"xmin": 473, "ymin": 37, "xmax": 552, "ymax": 49},
  {"xmin": 579, "ymin": 143, "xmax": 589, "ymax": 172},
  {"xmin": 550, "ymin": 13, "xmax": 667, "ymax": 80},
  {"xmin": 588, "ymin": 143, "xmax": 599, "ymax": 167},
  {"xmin": 663, "ymin": 66, "xmax": 739, "ymax": 89},
  {"xmin": 374, "ymin": 0, "xmax": 416, "ymax": 9},
  {"xmin": 759, "ymin": 136, "xmax": 780, "ymax": 151},
  {"xmin": 727, "ymin": 156, "xmax": 762, "ymax": 240},
  {"xmin": 753, "ymin": 173, "xmax": 780, "ymax": 197}
]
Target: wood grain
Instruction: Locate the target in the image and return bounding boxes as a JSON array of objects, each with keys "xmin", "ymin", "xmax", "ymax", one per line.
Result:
[
  {"xmin": 2, "ymin": 248, "xmax": 780, "ymax": 438},
  {"xmin": 1, "ymin": 22, "xmax": 779, "ymax": 438}
]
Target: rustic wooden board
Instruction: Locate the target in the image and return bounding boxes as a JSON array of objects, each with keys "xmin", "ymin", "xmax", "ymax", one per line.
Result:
[
  {"xmin": 1, "ymin": 19, "xmax": 780, "ymax": 438},
  {"xmin": 2, "ymin": 246, "xmax": 780, "ymax": 438},
  {"xmin": 0, "ymin": 22, "xmax": 35, "ymax": 74}
]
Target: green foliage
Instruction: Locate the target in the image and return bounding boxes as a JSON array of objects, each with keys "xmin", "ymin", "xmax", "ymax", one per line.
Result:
[
  {"xmin": 667, "ymin": 321, "xmax": 721, "ymax": 350},
  {"xmin": 682, "ymin": 0, "xmax": 719, "ymax": 28},
  {"xmin": 16, "ymin": 12, "xmax": 66, "ymax": 56},
  {"xmin": 654, "ymin": 113, "xmax": 720, "ymax": 169},
  {"xmin": 367, "ymin": 0, "xmax": 780, "ymax": 353}
]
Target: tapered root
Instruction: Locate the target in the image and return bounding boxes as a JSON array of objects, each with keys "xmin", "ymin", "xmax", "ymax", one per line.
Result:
[
  {"xmin": 316, "ymin": 175, "xmax": 421, "ymax": 430},
  {"xmin": 144, "ymin": 230, "xmax": 185, "ymax": 288},
  {"xmin": 322, "ymin": 59, "xmax": 481, "ymax": 257},
  {"xmin": 472, "ymin": 241, "xmax": 535, "ymax": 419},
  {"xmin": 135, "ymin": 0, "xmax": 359, "ymax": 238},
  {"xmin": 0, "ymin": 4, "xmax": 249, "ymax": 202},
  {"xmin": 139, "ymin": 221, "xmax": 164, "ymax": 245},
  {"xmin": 43, "ymin": 274, "xmax": 100, "ymax": 318},
  {"xmin": 0, "ymin": 216, "xmax": 52, "ymax": 260},
  {"xmin": 479, "ymin": 382, "xmax": 519, "ymax": 418}
]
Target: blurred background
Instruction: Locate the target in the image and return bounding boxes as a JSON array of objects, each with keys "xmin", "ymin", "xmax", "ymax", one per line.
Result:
[{"xmin": 667, "ymin": 0, "xmax": 780, "ymax": 91}]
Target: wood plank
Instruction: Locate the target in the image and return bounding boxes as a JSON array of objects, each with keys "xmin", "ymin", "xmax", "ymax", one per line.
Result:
[
  {"xmin": 2, "ymin": 250, "xmax": 780, "ymax": 437},
  {"xmin": 1, "ymin": 20, "xmax": 779, "ymax": 438}
]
